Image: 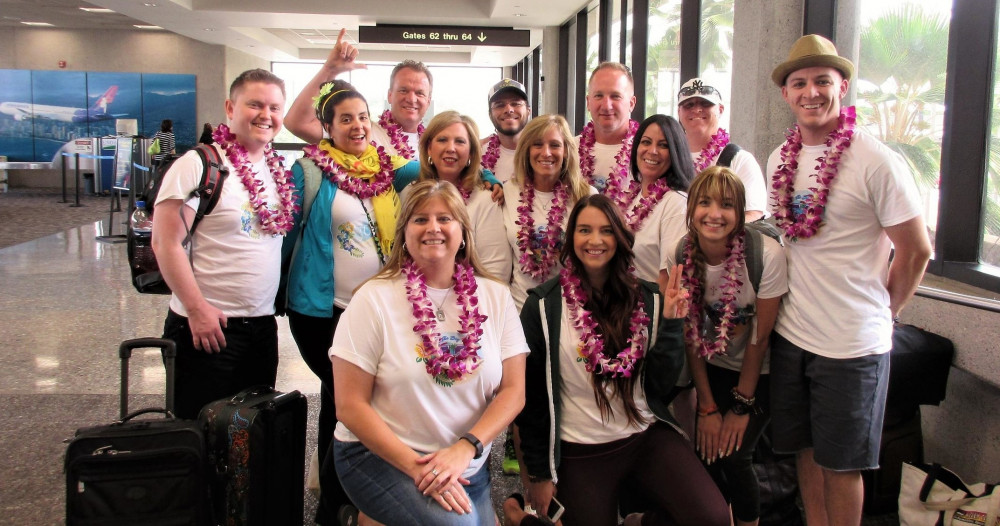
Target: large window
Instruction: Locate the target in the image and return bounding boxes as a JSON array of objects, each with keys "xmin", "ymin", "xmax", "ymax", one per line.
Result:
[
  {"xmin": 698, "ymin": 0, "xmax": 734, "ymax": 129},
  {"xmin": 984, "ymin": 7, "xmax": 1000, "ymax": 266},
  {"xmin": 645, "ymin": 0, "xmax": 682, "ymax": 115},
  {"xmin": 856, "ymin": 1, "xmax": 950, "ymax": 252}
]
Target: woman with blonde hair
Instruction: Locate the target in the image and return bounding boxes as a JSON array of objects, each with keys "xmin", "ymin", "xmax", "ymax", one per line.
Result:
[
  {"xmin": 332, "ymin": 180, "xmax": 528, "ymax": 525},
  {"xmin": 405, "ymin": 110, "xmax": 510, "ymax": 281},
  {"xmin": 502, "ymin": 114, "xmax": 595, "ymax": 310}
]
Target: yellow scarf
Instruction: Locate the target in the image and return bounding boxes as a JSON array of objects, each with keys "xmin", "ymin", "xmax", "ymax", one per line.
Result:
[{"xmin": 318, "ymin": 141, "xmax": 408, "ymax": 259}]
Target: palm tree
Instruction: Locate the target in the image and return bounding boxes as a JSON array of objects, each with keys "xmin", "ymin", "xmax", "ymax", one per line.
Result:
[
  {"xmin": 643, "ymin": 0, "xmax": 733, "ymax": 115},
  {"xmin": 857, "ymin": 5, "xmax": 949, "ymax": 191}
]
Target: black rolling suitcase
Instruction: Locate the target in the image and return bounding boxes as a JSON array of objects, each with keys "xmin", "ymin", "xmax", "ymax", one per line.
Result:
[
  {"xmin": 65, "ymin": 338, "xmax": 213, "ymax": 525},
  {"xmin": 199, "ymin": 385, "xmax": 307, "ymax": 526}
]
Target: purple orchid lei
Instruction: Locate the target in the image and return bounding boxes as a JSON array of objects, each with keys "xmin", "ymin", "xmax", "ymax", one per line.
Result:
[
  {"xmin": 578, "ymin": 119, "xmax": 639, "ymax": 191},
  {"xmin": 403, "ymin": 259, "xmax": 486, "ymax": 381},
  {"xmin": 693, "ymin": 128, "xmax": 731, "ymax": 173},
  {"xmin": 302, "ymin": 142, "xmax": 395, "ymax": 199},
  {"xmin": 559, "ymin": 264, "xmax": 649, "ymax": 377},
  {"xmin": 681, "ymin": 231, "xmax": 745, "ymax": 358},
  {"xmin": 481, "ymin": 133, "xmax": 501, "ymax": 172},
  {"xmin": 212, "ymin": 124, "xmax": 297, "ymax": 236},
  {"xmin": 515, "ymin": 180, "xmax": 568, "ymax": 282},
  {"xmin": 378, "ymin": 109, "xmax": 425, "ymax": 160},
  {"xmin": 624, "ymin": 177, "xmax": 671, "ymax": 231},
  {"xmin": 771, "ymin": 106, "xmax": 857, "ymax": 241}
]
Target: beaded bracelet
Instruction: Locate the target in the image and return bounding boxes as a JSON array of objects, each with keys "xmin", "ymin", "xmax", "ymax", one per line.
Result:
[{"xmin": 731, "ymin": 387, "xmax": 756, "ymax": 407}]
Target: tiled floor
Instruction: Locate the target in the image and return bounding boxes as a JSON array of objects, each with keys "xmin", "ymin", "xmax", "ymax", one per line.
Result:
[{"xmin": 0, "ymin": 190, "xmax": 898, "ymax": 525}]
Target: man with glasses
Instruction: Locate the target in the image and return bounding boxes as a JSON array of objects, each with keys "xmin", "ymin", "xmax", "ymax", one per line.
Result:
[
  {"xmin": 481, "ymin": 79, "xmax": 531, "ymax": 183},
  {"xmin": 579, "ymin": 62, "xmax": 638, "ymax": 193},
  {"xmin": 677, "ymin": 77, "xmax": 766, "ymax": 220},
  {"xmin": 284, "ymin": 29, "xmax": 431, "ymax": 160}
]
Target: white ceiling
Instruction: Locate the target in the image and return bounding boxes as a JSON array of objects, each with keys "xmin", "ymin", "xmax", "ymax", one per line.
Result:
[{"xmin": 0, "ymin": 0, "xmax": 589, "ymax": 66}]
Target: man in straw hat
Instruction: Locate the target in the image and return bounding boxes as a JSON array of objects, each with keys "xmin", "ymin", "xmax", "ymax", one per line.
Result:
[{"xmin": 765, "ymin": 35, "xmax": 931, "ymax": 526}]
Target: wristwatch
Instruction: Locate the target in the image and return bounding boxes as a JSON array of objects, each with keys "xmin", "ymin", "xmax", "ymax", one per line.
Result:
[
  {"xmin": 461, "ymin": 432, "xmax": 484, "ymax": 459},
  {"xmin": 730, "ymin": 401, "xmax": 751, "ymax": 416}
]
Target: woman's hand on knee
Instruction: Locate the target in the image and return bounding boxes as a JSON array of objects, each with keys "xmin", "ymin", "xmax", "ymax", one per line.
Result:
[
  {"xmin": 697, "ymin": 412, "xmax": 723, "ymax": 463},
  {"xmin": 431, "ymin": 481, "xmax": 473, "ymax": 514},
  {"xmin": 415, "ymin": 446, "xmax": 474, "ymax": 495}
]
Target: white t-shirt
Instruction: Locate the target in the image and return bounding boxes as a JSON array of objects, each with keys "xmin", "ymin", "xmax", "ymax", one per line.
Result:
[
  {"xmin": 155, "ymin": 148, "xmax": 281, "ymax": 317},
  {"xmin": 501, "ymin": 182, "xmax": 598, "ymax": 310},
  {"xmin": 630, "ymin": 190, "xmax": 688, "ymax": 283},
  {"xmin": 399, "ymin": 183, "xmax": 513, "ymax": 283},
  {"xmin": 330, "ymin": 191, "xmax": 383, "ymax": 309},
  {"xmin": 370, "ymin": 123, "xmax": 420, "ymax": 160},
  {"xmin": 331, "ymin": 276, "xmax": 529, "ymax": 478},
  {"xmin": 765, "ymin": 129, "xmax": 923, "ymax": 358},
  {"xmin": 693, "ymin": 148, "xmax": 768, "ymax": 216},
  {"xmin": 665, "ymin": 236, "xmax": 788, "ymax": 373},
  {"xmin": 557, "ymin": 297, "xmax": 654, "ymax": 444},
  {"xmin": 493, "ymin": 145, "xmax": 517, "ymax": 184},
  {"xmin": 576, "ymin": 138, "xmax": 630, "ymax": 193}
]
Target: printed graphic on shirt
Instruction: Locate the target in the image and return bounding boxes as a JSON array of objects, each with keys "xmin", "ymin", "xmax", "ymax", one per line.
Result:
[
  {"xmin": 240, "ymin": 202, "xmax": 269, "ymax": 239},
  {"xmin": 791, "ymin": 189, "xmax": 812, "ymax": 218},
  {"xmin": 414, "ymin": 331, "xmax": 478, "ymax": 388},
  {"xmin": 591, "ymin": 175, "xmax": 609, "ymax": 193},
  {"xmin": 703, "ymin": 301, "xmax": 756, "ymax": 350},
  {"xmin": 526, "ymin": 224, "xmax": 564, "ymax": 265},
  {"xmin": 336, "ymin": 220, "xmax": 373, "ymax": 258}
]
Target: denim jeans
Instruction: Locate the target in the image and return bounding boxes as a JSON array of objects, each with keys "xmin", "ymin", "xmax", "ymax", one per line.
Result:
[{"xmin": 333, "ymin": 439, "xmax": 494, "ymax": 525}]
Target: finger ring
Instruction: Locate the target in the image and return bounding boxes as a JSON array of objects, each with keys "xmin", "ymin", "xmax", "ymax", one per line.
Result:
[{"xmin": 432, "ymin": 469, "xmax": 440, "ymax": 476}]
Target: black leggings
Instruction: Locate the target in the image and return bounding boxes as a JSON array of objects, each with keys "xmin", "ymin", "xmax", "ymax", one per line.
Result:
[
  {"xmin": 555, "ymin": 422, "xmax": 730, "ymax": 526},
  {"xmin": 702, "ymin": 365, "xmax": 771, "ymax": 523},
  {"xmin": 287, "ymin": 308, "xmax": 349, "ymax": 520}
]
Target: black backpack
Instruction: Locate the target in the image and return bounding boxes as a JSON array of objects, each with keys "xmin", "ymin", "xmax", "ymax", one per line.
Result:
[{"xmin": 127, "ymin": 145, "xmax": 229, "ymax": 294}]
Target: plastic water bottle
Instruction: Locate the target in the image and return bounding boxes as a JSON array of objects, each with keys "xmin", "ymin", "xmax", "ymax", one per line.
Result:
[
  {"xmin": 131, "ymin": 201, "xmax": 153, "ymax": 233},
  {"xmin": 130, "ymin": 200, "xmax": 158, "ymax": 271}
]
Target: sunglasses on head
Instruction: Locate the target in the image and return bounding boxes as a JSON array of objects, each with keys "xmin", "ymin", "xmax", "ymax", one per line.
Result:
[{"xmin": 678, "ymin": 82, "xmax": 718, "ymax": 98}]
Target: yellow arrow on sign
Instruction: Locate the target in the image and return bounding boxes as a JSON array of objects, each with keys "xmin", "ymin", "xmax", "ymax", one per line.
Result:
[{"xmin": 478, "ymin": 32, "xmax": 487, "ymax": 42}]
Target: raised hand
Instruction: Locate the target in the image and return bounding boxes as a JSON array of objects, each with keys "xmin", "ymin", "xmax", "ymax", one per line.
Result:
[
  {"xmin": 324, "ymin": 28, "xmax": 367, "ymax": 74},
  {"xmin": 663, "ymin": 264, "xmax": 689, "ymax": 319}
]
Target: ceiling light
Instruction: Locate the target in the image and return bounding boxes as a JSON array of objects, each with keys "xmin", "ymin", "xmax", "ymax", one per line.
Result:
[
  {"xmin": 80, "ymin": 7, "xmax": 115, "ymax": 13},
  {"xmin": 143, "ymin": 3, "xmax": 157, "ymax": 6},
  {"xmin": 514, "ymin": 13, "xmax": 527, "ymax": 16},
  {"xmin": 134, "ymin": 25, "xmax": 162, "ymax": 29},
  {"xmin": 204, "ymin": 28, "xmax": 215, "ymax": 31},
  {"xmin": 21, "ymin": 21, "xmax": 54, "ymax": 26}
]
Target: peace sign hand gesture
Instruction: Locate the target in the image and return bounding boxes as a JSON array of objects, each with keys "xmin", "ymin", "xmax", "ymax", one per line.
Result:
[{"xmin": 663, "ymin": 264, "xmax": 689, "ymax": 320}]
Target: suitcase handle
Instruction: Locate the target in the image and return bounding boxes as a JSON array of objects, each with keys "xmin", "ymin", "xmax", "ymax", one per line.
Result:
[
  {"xmin": 118, "ymin": 338, "xmax": 178, "ymax": 419},
  {"xmin": 229, "ymin": 385, "xmax": 276, "ymax": 403},
  {"xmin": 116, "ymin": 407, "xmax": 177, "ymax": 425}
]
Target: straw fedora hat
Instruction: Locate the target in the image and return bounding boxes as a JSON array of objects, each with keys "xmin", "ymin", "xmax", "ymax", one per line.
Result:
[{"xmin": 771, "ymin": 34, "xmax": 855, "ymax": 86}]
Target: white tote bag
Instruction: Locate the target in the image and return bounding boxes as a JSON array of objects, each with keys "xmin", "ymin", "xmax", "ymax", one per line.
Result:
[{"xmin": 899, "ymin": 462, "xmax": 1000, "ymax": 526}]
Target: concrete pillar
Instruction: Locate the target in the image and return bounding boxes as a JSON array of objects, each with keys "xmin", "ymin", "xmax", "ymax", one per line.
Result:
[
  {"xmin": 541, "ymin": 26, "xmax": 562, "ymax": 115},
  {"xmin": 730, "ymin": 0, "xmax": 805, "ymax": 170},
  {"xmin": 835, "ymin": 0, "xmax": 861, "ymax": 105}
]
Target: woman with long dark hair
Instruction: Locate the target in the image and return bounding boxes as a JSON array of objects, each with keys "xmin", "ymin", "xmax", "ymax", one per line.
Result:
[
  {"xmin": 512, "ymin": 194, "xmax": 729, "ymax": 526},
  {"xmin": 617, "ymin": 114, "xmax": 695, "ymax": 290},
  {"xmin": 667, "ymin": 166, "xmax": 787, "ymax": 526}
]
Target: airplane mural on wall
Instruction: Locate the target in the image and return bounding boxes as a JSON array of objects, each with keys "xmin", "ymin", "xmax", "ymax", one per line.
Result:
[{"xmin": 0, "ymin": 86, "xmax": 122, "ymax": 123}]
